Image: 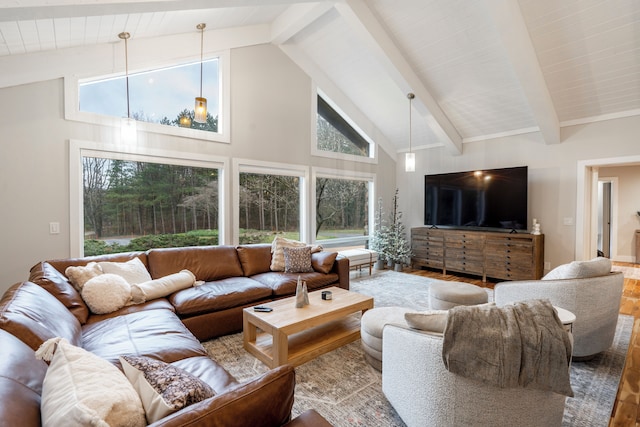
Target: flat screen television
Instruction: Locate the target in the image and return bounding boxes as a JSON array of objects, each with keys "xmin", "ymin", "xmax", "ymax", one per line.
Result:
[{"xmin": 424, "ymin": 166, "xmax": 528, "ymax": 232}]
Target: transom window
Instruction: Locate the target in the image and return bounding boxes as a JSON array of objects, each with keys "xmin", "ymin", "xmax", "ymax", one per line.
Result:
[{"xmin": 78, "ymin": 58, "xmax": 221, "ymax": 134}]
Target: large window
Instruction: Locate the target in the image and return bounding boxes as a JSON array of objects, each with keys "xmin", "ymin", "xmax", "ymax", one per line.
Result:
[
  {"xmin": 71, "ymin": 141, "xmax": 225, "ymax": 257},
  {"xmin": 313, "ymin": 169, "xmax": 374, "ymax": 247},
  {"xmin": 238, "ymin": 172, "xmax": 301, "ymax": 244}
]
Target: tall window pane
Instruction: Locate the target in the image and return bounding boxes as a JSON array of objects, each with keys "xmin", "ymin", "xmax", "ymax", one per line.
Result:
[
  {"xmin": 316, "ymin": 178, "xmax": 369, "ymax": 240},
  {"xmin": 83, "ymin": 157, "xmax": 219, "ymax": 255},
  {"xmin": 79, "ymin": 59, "xmax": 219, "ymax": 133},
  {"xmin": 239, "ymin": 173, "xmax": 300, "ymax": 244}
]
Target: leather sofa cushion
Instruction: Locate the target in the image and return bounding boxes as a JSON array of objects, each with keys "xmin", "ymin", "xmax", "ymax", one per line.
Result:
[
  {"xmin": 250, "ymin": 271, "xmax": 339, "ymax": 296},
  {"xmin": 28, "ymin": 262, "xmax": 90, "ymax": 324},
  {"xmin": 311, "ymin": 251, "xmax": 338, "ymax": 274},
  {"xmin": 170, "ymin": 277, "xmax": 273, "ymax": 316},
  {"xmin": 236, "ymin": 244, "xmax": 272, "ymax": 276},
  {"xmin": 84, "ymin": 298, "xmax": 175, "ymax": 325},
  {"xmin": 82, "ymin": 309, "xmax": 208, "ymax": 367},
  {"xmin": 45, "ymin": 252, "xmax": 149, "ymax": 274},
  {"xmin": 148, "ymin": 246, "xmax": 244, "ymax": 281},
  {"xmin": 0, "ymin": 329, "xmax": 48, "ymax": 426},
  {"xmin": 170, "ymin": 356, "xmax": 239, "ymax": 394},
  {"xmin": 0, "ymin": 282, "xmax": 82, "ymax": 350}
]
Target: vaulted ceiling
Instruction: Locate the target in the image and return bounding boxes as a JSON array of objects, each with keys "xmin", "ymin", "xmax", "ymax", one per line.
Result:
[{"xmin": 1, "ymin": 0, "xmax": 638, "ymax": 156}]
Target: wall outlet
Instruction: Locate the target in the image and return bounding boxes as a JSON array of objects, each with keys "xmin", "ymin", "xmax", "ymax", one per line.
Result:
[
  {"xmin": 563, "ymin": 217, "xmax": 574, "ymax": 226},
  {"xmin": 49, "ymin": 222, "xmax": 60, "ymax": 234},
  {"xmin": 544, "ymin": 261, "xmax": 551, "ymax": 270}
]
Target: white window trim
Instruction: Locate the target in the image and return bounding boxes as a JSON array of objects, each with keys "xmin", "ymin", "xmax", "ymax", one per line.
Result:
[
  {"xmin": 232, "ymin": 159, "xmax": 310, "ymax": 245},
  {"xmin": 69, "ymin": 139, "xmax": 229, "ymax": 257},
  {"xmin": 311, "ymin": 167, "xmax": 376, "ymax": 247},
  {"xmin": 312, "ymin": 87, "xmax": 378, "ymax": 164},
  {"xmin": 64, "ymin": 50, "xmax": 231, "ymax": 144}
]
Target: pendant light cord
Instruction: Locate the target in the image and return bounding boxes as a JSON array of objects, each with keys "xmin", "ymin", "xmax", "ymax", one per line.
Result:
[
  {"xmin": 408, "ymin": 93, "xmax": 414, "ymax": 153},
  {"xmin": 198, "ymin": 23, "xmax": 205, "ymax": 98},
  {"xmin": 118, "ymin": 32, "xmax": 131, "ymax": 119}
]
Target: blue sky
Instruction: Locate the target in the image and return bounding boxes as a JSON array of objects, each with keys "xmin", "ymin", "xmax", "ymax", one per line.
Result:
[{"xmin": 79, "ymin": 59, "xmax": 219, "ymax": 122}]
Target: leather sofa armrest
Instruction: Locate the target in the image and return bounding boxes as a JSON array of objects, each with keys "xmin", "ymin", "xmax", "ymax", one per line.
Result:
[
  {"xmin": 149, "ymin": 364, "xmax": 295, "ymax": 427},
  {"xmin": 332, "ymin": 257, "xmax": 349, "ymax": 290}
]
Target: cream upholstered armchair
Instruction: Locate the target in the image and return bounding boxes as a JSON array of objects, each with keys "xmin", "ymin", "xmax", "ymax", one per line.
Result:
[
  {"xmin": 494, "ymin": 257, "xmax": 624, "ymax": 359},
  {"xmin": 382, "ymin": 323, "xmax": 568, "ymax": 427}
]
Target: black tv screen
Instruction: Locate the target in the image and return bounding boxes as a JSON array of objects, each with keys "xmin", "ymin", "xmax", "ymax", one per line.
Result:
[{"xmin": 424, "ymin": 166, "xmax": 528, "ymax": 231}]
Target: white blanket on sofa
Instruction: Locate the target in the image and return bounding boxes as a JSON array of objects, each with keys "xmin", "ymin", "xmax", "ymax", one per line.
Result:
[{"xmin": 442, "ymin": 299, "xmax": 574, "ymax": 397}]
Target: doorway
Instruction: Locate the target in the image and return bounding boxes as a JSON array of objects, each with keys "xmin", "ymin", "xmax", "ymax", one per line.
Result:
[{"xmin": 597, "ymin": 179, "xmax": 615, "ymax": 258}]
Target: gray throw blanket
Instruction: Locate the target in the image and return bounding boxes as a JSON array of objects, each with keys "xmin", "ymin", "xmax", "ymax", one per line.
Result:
[{"xmin": 442, "ymin": 299, "xmax": 573, "ymax": 397}]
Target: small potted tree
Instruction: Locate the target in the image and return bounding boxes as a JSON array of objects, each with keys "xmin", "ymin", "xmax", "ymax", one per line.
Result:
[
  {"xmin": 369, "ymin": 197, "xmax": 389, "ymax": 269},
  {"xmin": 387, "ymin": 189, "xmax": 412, "ymax": 271}
]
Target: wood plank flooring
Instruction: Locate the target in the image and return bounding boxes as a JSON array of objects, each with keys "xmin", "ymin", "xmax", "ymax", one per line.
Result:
[{"xmin": 397, "ymin": 262, "xmax": 640, "ymax": 426}]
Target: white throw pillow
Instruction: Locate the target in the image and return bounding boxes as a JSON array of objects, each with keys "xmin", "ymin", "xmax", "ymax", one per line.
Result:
[
  {"xmin": 81, "ymin": 273, "xmax": 131, "ymax": 314},
  {"xmin": 404, "ymin": 310, "xmax": 449, "ymax": 335},
  {"xmin": 130, "ymin": 270, "xmax": 196, "ymax": 304},
  {"xmin": 543, "ymin": 257, "xmax": 612, "ymax": 280},
  {"xmin": 98, "ymin": 257, "xmax": 152, "ymax": 284},
  {"xmin": 65, "ymin": 262, "xmax": 103, "ymax": 291},
  {"xmin": 36, "ymin": 337, "xmax": 146, "ymax": 427},
  {"xmin": 120, "ymin": 355, "xmax": 215, "ymax": 424}
]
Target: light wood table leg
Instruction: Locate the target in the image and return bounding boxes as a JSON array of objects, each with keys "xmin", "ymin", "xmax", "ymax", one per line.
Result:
[{"xmin": 272, "ymin": 330, "xmax": 289, "ymax": 368}]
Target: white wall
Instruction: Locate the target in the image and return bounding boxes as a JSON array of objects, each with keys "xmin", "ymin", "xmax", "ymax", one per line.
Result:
[
  {"xmin": 600, "ymin": 165, "xmax": 640, "ymax": 262},
  {"xmin": 0, "ymin": 43, "xmax": 397, "ymax": 294},
  {"xmin": 397, "ymin": 115, "xmax": 640, "ymax": 271}
]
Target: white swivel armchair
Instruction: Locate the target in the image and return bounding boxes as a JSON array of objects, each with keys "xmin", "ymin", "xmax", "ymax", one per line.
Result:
[
  {"xmin": 494, "ymin": 257, "xmax": 624, "ymax": 359},
  {"xmin": 382, "ymin": 324, "xmax": 568, "ymax": 427}
]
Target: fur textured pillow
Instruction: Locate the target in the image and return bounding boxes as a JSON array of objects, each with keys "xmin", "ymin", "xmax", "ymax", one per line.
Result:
[
  {"xmin": 120, "ymin": 355, "xmax": 215, "ymax": 424},
  {"xmin": 98, "ymin": 257, "xmax": 152, "ymax": 285},
  {"xmin": 81, "ymin": 273, "xmax": 131, "ymax": 314},
  {"xmin": 36, "ymin": 337, "xmax": 146, "ymax": 427},
  {"xmin": 65, "ymin": 262, "xmax": 103, "ymax": 291}
]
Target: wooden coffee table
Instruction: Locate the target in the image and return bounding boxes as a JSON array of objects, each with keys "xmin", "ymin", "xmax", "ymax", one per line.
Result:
[{"xmin": 242, "ymin": 286, "xmax": 374, "ymax": 368}]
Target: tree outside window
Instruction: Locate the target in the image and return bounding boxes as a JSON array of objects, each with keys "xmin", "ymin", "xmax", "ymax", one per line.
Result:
[{"xmin": 83, "ymin": 157, "xmax": 219, "ymax": 255}]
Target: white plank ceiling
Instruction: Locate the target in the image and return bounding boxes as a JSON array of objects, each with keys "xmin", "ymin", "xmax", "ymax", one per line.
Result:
[{"xmin": 0, "ymin": 0, "xmax": 638, "ymax": 154}]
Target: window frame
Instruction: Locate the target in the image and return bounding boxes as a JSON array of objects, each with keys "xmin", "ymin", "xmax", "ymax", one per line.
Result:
[
  {"xmin": 69, "ymin": 139, "xmax": 229, "ymax": 257},
  {"xmin": 312, "ymin": 88, "xmax": 378, "ymax": 164},
  {"xmin": 311, "ymin": 166, "xmax": 376, "ymax": 248},
  {"xmin": 232, "ymin": 159, "xmax": 309, "ymax": 245},
  {"xmin": 64, "ymin": 50, "xmax": 231, "ymax": 144}
]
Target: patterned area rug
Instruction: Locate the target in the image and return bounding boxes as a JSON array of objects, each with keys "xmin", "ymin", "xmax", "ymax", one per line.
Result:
[{"xmin": 202, "ymin": 270, "xmax": 632, "ymax": 427}]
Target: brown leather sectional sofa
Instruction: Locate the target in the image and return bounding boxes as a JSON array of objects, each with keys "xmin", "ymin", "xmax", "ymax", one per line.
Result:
[{"xmin": 0, "ymin": 243, "xmax": 347, "ymax": 426}]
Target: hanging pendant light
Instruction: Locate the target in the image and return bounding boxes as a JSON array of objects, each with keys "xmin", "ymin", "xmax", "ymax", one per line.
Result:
[
  {"xmin": 194, "ymin": 23, "xmax": 207, "ymax": 124},
  {"xmin": 405, "ymin": 93, "xmax": 416, "ymax": 172},
  {"xmin": 118, "ymin": 32, "xmax": 136, "ymax": 144}
]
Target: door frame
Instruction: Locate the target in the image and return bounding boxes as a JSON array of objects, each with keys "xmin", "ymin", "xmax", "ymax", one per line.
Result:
[{"xmin": 576, "ymin": 155, "xmax": 640, "ymax": 261}]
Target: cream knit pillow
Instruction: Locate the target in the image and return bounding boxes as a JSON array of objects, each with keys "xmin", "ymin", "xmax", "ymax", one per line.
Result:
[{"xmin": 36, "ymin": 337, "xmax": 146, "ymax": 427}]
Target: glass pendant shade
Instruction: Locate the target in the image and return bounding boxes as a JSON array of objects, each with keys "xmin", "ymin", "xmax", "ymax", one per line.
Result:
[
  {"xmin": 121, "ymin": 117, "xmax": 137, "ymax": 144},
  {"xmin": 194, "ymin": 97, "xmax": 207, "ymax": 123},
  {"xmin": 405, "ymin": 152, "xmax": 415, "ymax": 172},
  {"xmin": 179, "ymin": 115, "xmax": 192, "ymax": 127}
]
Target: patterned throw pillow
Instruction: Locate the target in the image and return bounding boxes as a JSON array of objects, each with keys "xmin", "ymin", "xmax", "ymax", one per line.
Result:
[
  {"xmin": 119, "ymin": 355, "xmax": 215, "ymax": 424},
  {"xmin": 283, "ymin": 246, "xmax": 314, "ymax": 273}
]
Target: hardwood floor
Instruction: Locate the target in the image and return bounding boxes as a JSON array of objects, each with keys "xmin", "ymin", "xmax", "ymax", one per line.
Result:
[{"xmin": 400, "ymin": 262, "xmax": 640, "ymax": 427}]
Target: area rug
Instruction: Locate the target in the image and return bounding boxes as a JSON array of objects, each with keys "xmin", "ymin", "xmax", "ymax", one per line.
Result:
[
  {"xmin": 203, "ymin": 270, "xmax": 632, "ymax": 427},
  {"xmin": 612, "ymin": 264, "xmax": 640, "ymax": 279}
]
